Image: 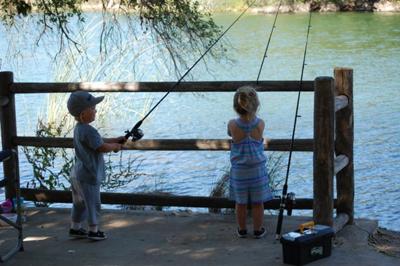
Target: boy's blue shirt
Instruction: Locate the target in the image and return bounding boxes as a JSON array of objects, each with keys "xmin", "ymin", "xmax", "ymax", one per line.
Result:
[{"xmin": 72, "ymin": 122, "xmax": 105, "ymax": 185}]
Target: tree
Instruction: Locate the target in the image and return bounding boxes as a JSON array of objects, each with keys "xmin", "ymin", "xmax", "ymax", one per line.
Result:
[{"xmin": 0, "ymin": 0, "xmax": 224, "ymax": 76}]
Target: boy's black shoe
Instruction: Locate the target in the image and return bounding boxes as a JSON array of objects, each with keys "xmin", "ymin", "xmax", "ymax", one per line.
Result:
[
  {"xmin": 254, "ymin": 227, "xmax": 266, "ymax": 239},
  {"xmin": 69, "ymin": 228, "xmax": 88, "ymax": 239},
  {"xmin": 237, "ymin": 228, "xmax": 247, "ymax": 238},
  {"xmin": 88, "ymin": 230, "xmax": 107, "ymax": 241}
]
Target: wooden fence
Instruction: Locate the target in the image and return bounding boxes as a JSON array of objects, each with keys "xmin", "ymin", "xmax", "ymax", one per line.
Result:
[{"xmin": 0, "ymin": 68, "xmax": 354, "ymax": 232}]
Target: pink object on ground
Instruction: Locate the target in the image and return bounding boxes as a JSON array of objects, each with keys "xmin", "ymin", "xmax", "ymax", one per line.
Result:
[{"xmin": 0, "ymin": 199, "xmax": 13, "ymax": 213}]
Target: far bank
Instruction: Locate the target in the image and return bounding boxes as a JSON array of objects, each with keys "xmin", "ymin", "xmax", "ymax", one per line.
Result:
[{"xmin": 78, "ymin": 0, "xmax": 400, "ymax": 13}]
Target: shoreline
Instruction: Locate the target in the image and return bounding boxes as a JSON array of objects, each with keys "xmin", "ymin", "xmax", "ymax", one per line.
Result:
[
  {"xmin": 248, "ymin": 1, "xmax": 400, "ymax": 13},
  {"xmin": 77, "ymin": 1, "xmax": 400, "ymax": 13}
]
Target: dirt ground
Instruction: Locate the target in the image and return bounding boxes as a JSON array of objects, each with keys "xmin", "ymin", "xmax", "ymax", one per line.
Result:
[
  {"xmin": 1, "ymin": 208, "xmax": 400, "ymax": 266},
  {"xmin": 369, "ymin": 227, "xmax": 400, "ymax": 258}
]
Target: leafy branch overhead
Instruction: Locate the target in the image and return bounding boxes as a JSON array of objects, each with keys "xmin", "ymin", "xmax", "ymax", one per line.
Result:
[{"xmin": 0, "ymin": 0, "xmax": 223, "ymax": 70}]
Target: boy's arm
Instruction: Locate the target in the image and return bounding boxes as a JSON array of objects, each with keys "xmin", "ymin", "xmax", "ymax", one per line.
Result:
[
  {"xmin": 81, "ymin": 125, "xmax": 122, "ymax": 152},
  {"xmin": 103, "ymin": 136, "xmax": 127, "ymax": 144},
  {"xmin": 96, "ymin": 143, "xmax": 122, "ymax": 153}
]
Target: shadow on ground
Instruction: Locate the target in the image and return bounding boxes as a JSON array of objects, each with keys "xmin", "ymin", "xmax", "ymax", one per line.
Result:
[{"xmin": 1, "ymin": 208, "xmax": 399, "ymax": 266}]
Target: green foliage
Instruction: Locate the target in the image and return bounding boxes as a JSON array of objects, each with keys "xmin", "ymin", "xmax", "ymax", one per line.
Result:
[
  {"xmin": 23, "ymin": 115, "xmax": 73, "ymax": 191},
  {"xmin": 0, "ymin": 0, "xmax": 32, "ymax": 23},
  {"xmin": 137, "ymin": 1, "xmax": 219, "ymax": 40},
  {"xmin": 0, "ymin": 0, "xmax": 223, "ymax": 68},
  {"xmin": 0, "ymin": 0, "xmax": 85, "ymax": 46},
  {"xmin": 128, "ymin": 0, "xmax": 223, "ymax": 73},
  {"xmin": 22, "ymin": 114, "xmax": 143, "ymax": 206},
  {"xmin": 102, "ymin": 152, "xmax": 143, "ymax": 191},
  {"xmin": 1, "ymin": 0, "xmax": 84, "ymax": 24}
]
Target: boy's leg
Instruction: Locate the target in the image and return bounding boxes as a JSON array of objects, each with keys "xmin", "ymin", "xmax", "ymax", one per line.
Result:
[
  {"xmin": 81, "ymin": 183, "xmax": 105, "ymax": 240},
  {"xmin": 70, "ymin": 178, "xmax": 88, "ymax": 238},
  {"xmin": 235, "ymin": 203, "xmax": 247, "ymax": 230},
  {"xmin": 71, "ymin": 178, "xmax": 87, "ymax": 228},
  {"xmin": 80, "ymin": 183, "xmax": 101, "ymax": 229},
  {"xmin": 251, "ymin": 203, "xmax": 264, "ymax": 231}
]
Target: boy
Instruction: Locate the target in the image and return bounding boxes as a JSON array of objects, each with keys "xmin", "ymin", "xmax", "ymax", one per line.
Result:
[{"xmin": 67, "ymin": 91, "xmax": 125, "ymax": 241}]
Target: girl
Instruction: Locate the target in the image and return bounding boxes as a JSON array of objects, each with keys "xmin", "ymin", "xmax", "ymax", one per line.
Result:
[{"xmin": 228, "ymin": 86, "xmax": 272, "ymax": 239}]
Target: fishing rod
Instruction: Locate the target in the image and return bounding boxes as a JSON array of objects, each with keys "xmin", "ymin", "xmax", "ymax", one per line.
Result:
[
  {"xmin": 275, "ymin": 11, "xmax": 313, "ymax": 240},
  {"xmin": 124, "ymin": 0, "xmax": 258, "ymax": 141},
  {"xmin": 256, "ymin": 0, "xmax": 282, "ymax": 83}
]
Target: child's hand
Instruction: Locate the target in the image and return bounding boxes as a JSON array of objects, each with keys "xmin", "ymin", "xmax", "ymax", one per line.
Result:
[{"xmin": 113, "ymin": 143, "xmax": 123, "ymax": 153}]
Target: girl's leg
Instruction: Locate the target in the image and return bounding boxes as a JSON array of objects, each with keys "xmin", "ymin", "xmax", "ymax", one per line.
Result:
[
  {"xmin": 251, "ymin": 203, "xmax": 264, "ymax": 231},
  {"xmin": 236, "ymin": 203, "xmax": 247, "ymax": 230}
]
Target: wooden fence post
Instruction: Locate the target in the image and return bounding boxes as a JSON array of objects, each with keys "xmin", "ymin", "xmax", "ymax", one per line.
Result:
[
  {"xmin": 334, "ymin": 68, "xmax": 354, "ymax": 224},
  {"xmin": 0, "ymin": 71, "xmax": 19, "ymax": 200},
  {"xmin": 314, "ymin": 76, "xmax": 335, "ymax": 226}
]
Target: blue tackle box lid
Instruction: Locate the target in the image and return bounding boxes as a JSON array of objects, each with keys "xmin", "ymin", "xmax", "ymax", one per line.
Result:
[{"xmin": 281, "ymin": 224, "xmax": 335, "ymax": 244}]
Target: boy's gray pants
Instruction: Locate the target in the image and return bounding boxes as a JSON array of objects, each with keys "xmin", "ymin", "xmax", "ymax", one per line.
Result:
[{"xmin": 71, "ymin": 177, "xmax": 101, "ymax": 226}]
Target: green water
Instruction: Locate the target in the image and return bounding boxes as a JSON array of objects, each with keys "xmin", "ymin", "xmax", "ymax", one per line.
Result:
[{"xmin": 0, "ymin": 12, "xmax": 399, "ymax": 230}]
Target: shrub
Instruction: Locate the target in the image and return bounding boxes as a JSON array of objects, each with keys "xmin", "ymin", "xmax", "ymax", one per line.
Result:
[
  {"xmin": 23, "ymin": 116, "xmax": 143, "ymax": 206},
  {"xmin": 209, "ymin": 152, "xmax": 285, "ymax": 213}
]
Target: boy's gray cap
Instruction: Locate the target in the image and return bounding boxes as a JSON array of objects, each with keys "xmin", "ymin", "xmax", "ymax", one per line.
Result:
[{"xmin": 67, "ymin": 91, "xmax": 104, "ymax": 117}]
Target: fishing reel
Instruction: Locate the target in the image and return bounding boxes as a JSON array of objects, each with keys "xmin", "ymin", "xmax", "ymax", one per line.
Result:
[
  {"xmin": 285, "ymin": 192, "xmax": 296, "ymax": 216},
  {"xmin": 125, "ymin": 128, "xmax": 144, "ymax": 142},
  {"xmin": 123, "ymin": 120, "xmax": 144, "ymax": 142}
]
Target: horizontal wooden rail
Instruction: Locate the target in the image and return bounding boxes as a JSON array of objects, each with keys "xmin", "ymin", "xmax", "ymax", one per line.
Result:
[
  {"xmin": 14, "ymin": 137, "xmax": 314, "ymax": 151},
  {"xmin": 21, "ymin": 188, "xmax": 338, "ymax": 209},
  {"xmin": 11, "ymin": 80, "xmax": 314, "ymax": 94},
  {"xmin": 335, "ymin": 95, "xmax": 349, "ymax": 112},
  {"xmin": 0, "ymin": 97, "xmax": 9, "ymax": 107},
  {"xmin": 334, "ymin": 155, "xmax": 349, "ymax": 175}
]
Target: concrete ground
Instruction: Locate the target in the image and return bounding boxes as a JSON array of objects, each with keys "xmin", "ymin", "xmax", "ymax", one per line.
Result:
[{"xmin": 1, "ymin": 208, "xmax": 399, "ymax": 266}]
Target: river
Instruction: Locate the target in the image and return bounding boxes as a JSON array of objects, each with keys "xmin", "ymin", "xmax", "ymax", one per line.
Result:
[{"xmin": 0, "ymin": 12, "xmax": 399, "ymax": 231}]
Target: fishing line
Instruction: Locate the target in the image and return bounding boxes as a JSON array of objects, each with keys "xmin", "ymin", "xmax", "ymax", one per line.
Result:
[
  {"xmin": 256, "ymin": 0, "xmax": 283, "ymax": 83},
  {"xmin": 275, "ymin": 11, "xmax": 313, "ymax": 240},
  {"xmin": 125, "ymin": 0, "xmax": 258, "ymax": 140}
]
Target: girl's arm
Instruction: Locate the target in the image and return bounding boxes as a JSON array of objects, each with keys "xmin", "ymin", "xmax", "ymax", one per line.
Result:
[
  {"xmin": 258, "ymin": 119, "xmax": 265, "ymax": 136},
  {"xmin": 227, "ymin": 120, "xmax": 234, "ymax": 137}
]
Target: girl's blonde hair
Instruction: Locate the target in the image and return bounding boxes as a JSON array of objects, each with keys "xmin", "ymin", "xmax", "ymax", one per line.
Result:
[{"xmin": 233, "ymin": 86, "xmax": 260, "ymax": 117}]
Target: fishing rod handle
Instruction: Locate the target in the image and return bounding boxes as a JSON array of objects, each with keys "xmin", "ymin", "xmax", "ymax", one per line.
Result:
[
  {"xmin": 275, "ymin": 206, "xmax": 285, "ymax": 240},
  {"xmin": 124, "ymin": 130, "xmax": 131, "ymax": 140}
]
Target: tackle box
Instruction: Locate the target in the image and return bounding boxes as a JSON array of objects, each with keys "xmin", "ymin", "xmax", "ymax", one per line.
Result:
[{"xmin": 280, "ymin": 224, "xmax": 335, "ymax": 265}]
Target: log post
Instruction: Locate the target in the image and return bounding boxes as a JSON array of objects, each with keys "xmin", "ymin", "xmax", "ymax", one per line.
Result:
[
  {"xmin": 334, "ymin": 67, "xmax": 354, "ymax": 224},
  {"xmin": 0, "ymin": 71, "xmax": 19, "ymax": 200},
  {"xmin": 313, "ymin": 77, "xmax": 335, "ymax": 226}
]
